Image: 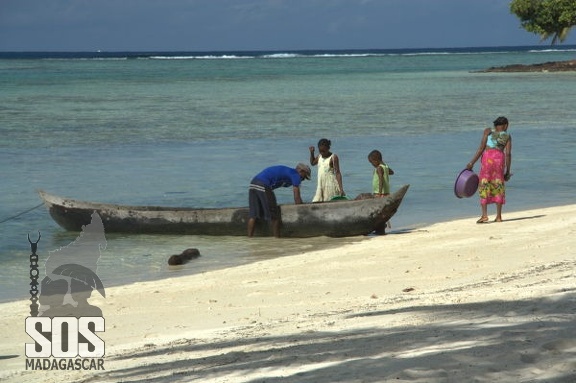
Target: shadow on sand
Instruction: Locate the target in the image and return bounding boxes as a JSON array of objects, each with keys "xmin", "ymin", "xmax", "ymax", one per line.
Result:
[
  {"xmin": 502, "ymin": 214, "xmax": 546, "ymax": 223},
  {"xmin": 96, "ymin": 289, "xmax": 576, "ymax": 383}
]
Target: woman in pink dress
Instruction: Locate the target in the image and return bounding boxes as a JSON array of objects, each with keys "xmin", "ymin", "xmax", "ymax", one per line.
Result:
[{"xmin": 466, "ymin": 116, "xmax": 512, "ymax": 223}]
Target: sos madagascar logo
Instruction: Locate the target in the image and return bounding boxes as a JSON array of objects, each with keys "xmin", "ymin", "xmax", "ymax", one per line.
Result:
[{"xmin": 25, "ymin": 213, "xmax": 106, "ymax": 371}]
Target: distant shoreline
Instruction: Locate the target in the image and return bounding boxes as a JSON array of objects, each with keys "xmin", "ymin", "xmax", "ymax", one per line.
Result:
[
  {"xmin": 1, "ymin": 45, "xmax": 575, "ymax": 60},
  {"xmin": 480, "ymin": 59, "xmax": 576, "ymax": 72}
]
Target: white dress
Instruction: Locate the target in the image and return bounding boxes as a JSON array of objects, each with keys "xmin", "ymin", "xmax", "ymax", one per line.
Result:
[{"xmin": 312, "ymin": 154, "xmax": 341, "ymax": 202}]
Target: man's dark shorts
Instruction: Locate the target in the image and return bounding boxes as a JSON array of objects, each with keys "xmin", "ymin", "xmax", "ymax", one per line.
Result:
[{"xmin": 249, "ymin": 179, "xmax": 279, "ymax": 221}]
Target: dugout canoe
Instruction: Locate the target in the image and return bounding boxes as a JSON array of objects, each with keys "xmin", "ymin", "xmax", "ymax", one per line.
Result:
[{"xmin": 38, "ymin": 185, "xmax": 409, "ymax": 238}]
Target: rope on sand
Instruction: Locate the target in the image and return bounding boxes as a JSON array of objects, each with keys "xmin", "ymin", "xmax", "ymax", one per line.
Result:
[{"xmin": 0, "ymin": 203, "xmax": 44, "ymax": 224}]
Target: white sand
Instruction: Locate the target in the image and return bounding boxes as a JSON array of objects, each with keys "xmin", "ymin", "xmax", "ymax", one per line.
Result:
[{"xmin": 1, "ymin": 205, "xmax": 575, "ymax": 382}]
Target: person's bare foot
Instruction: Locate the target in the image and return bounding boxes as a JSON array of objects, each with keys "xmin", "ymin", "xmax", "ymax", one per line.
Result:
[
  {"xmin": 476, "ymin": 216, "xmax": 489, "ymax": 224},
  {"xmin": 494, "ymin": 217, "xmax": 503, "ymax": 222}
]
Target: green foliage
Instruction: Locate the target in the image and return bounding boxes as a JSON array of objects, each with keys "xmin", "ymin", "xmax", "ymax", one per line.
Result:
[{"xmin": 510, "ymin": 0, "xmax": 576, "ymax": 44}]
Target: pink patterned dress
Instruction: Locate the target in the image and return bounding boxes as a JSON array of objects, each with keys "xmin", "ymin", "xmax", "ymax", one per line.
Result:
[{"xmin": 478, "ymin": 130, "xmax": 510, "ymax": 205}]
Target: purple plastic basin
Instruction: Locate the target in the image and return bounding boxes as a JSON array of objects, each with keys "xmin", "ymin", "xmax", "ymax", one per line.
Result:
[{"xmin": 454, "ymin": 169, "xmax": 479, "ymax": 198}]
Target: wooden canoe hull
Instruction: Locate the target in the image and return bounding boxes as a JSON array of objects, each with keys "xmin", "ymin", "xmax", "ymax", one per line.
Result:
[{"xmin": 38, "ymin": 185, "xmax": 409, "ymax": 238}]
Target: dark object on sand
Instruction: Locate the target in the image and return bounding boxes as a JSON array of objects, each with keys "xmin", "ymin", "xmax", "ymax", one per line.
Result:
[
  {"xmin": 38, "ymin": 185, "xmax": 409, "ymax": 238},
  {"xmin": 168, "ymin": 248, "xmax": 201, "ymax": 265},
  {"xmin": 167, "ymin": 255, "xmax": 183, "ymax": 265},
  {"xmin": 181, "ymin": 248, "xmax": 200, "ymax": 259}
]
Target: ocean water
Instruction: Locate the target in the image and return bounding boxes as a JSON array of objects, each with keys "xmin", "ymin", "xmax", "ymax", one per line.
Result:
[{"xmin": 1, "ymin": 46, "xmax": 575, "ymax": 303}]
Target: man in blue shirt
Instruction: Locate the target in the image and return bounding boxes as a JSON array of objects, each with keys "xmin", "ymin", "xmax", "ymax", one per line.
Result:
[{"xmin": 248, "ymin": 163, "xmax": 311, "ymax": 237}]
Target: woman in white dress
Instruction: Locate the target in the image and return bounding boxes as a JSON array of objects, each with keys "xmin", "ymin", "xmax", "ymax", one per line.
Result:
[{"xmin": 309, "ymin": 138, "xmax": 345, "ymax": 202}]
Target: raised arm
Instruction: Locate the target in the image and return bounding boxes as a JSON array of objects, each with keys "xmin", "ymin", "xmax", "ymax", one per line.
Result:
[{"xmin": 309, "ymin": 146, "xmax": 319, "ymax": 166}]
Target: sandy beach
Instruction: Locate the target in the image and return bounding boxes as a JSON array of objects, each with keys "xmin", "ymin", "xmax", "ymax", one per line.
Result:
[{"xmin": 1, "ymin": 204, "xmax": 575, "ymax": 383}]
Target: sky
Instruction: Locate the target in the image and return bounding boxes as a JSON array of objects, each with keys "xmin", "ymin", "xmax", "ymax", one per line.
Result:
[{"xmin": 1, "ymin": 0, "xmax": 574, "ymax": 52}]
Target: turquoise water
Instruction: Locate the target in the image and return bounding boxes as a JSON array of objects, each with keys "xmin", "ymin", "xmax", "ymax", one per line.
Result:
[{"xmin": 1, "ymin": 46, "xmax": 575, "ymax": 302}]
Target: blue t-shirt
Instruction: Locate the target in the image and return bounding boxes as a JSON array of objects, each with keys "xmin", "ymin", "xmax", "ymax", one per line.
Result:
[{"xmin": 253, "ymin": 165, "xmax": 301, "ymax": 189}]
